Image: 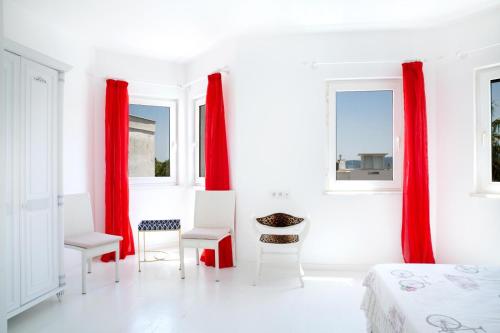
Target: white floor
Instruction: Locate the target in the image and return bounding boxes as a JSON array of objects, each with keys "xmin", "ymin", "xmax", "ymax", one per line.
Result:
[{"xmin": 8, "ymin": 250, "xmax": 368, "ymax": 333}]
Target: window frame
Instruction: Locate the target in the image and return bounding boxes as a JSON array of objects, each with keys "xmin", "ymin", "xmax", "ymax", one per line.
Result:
[
  {"xmin": 193, "ymin": 96, "xmax": 206, "ymax": 186},
  {"xmin": 473, "ymin": 64, "xmax": 500, "ymax": 195},
  {"xmin": 326, "ymin": 78, "xmax": 403, "ymax": 193},
  {"xmin": 128, "ymin": 95, "xmax": 178, "ymax": 186}
]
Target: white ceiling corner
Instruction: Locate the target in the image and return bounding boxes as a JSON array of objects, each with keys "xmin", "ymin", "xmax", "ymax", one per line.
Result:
[{"xmin": 9, "ymin": 0, "xmax": 500, "ymax": 62}]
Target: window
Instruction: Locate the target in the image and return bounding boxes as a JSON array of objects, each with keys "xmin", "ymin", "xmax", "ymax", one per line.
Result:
[
  {"xmin": 194, "ymin": 97, "xmax": 206, "ymax": 185},
  {"xmin": 128, "ymin": 97, "xmax": 177, "ymax": 185},
  {"xmin": 327, "ymin": 78, "xmax": 403, "ymax": 192},
  {"xmin": 492, "ymin": 79, "xmax": 500, "ymax": 181},
  {"xmin": 474, "ymin": 64, "xmax": 500, "ymax": 194}
]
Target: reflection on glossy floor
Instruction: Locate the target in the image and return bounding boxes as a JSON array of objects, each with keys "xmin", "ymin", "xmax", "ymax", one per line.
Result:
[{"xmin": 8, "ymin": 250, "xmax": 367, "ymax": 333}]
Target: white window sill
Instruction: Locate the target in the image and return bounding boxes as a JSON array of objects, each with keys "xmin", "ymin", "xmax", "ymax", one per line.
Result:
[
  {"xmin": 192, "ymin": 178, "xmax": 205, "ymax": 188},
  {"xmin": 469, "ymin": 192, "xmax": 500, "ymax": 199},
  {"xmin": 129, "ymin": 180, "xmax": 179, "ymax": 190},
  {"xmin": 324, "ymin": 190, "xmax": 402, "ymax": 195}
]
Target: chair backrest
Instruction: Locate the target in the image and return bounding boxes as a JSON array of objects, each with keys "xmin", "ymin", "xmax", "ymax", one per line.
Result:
[
  {"xmin": 194, "ymin": 190, "xmax": 236, "ymax": 231},
  {"xmin": 256, "ymin": 213, "xmax": 303, "ymax": 228},
  {"xmin": 253, "ymin": 213, "xmax": 310, "ymax": 240},
  {"xmin": 64, "ymin": 193, "xmax": 95, "ymax": 238}
]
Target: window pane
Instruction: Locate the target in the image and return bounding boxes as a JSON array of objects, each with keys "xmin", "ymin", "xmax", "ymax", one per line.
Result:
[
  {"xmin": 491, "ymin": 79, "xmax": 500, "ymax": 182},
  {"xmin": 199, "ymin": 104, "xmax": 206, "ymax": 177},
  {"xmin": 128, "ymin": 104, "xmax": 170, "ymax": 177},
  {"xmin": 336, "ymin": 90, "xmax": 393, "ymax": 181}
]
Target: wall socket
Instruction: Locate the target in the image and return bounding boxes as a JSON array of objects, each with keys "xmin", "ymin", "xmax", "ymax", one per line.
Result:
[{"xmin": 271, "ymin": 191, "xmax": 289, "ymax": 199}]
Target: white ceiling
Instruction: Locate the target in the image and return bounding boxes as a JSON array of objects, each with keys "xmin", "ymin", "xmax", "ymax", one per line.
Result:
[{"xmin": 10, "ymin": 0, "xmax": 500, "ymax": 62}]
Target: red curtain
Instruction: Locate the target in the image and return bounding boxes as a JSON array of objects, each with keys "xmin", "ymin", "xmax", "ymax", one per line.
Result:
[
  {"xmin": 200, "ymin": 73, "xmax": 233, "ymax": 268},
  {"xmin": 101, "ymin": 79, "xmax": 135, "ymax": 262},
  {"xmin": 401, "ymin": 62, "xmax": 435, "ymax": 264}
]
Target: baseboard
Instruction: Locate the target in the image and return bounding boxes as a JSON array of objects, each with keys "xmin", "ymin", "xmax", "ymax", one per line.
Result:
[
  {"xmin": 135, "ymin": 244, "xmax": 377, "ymax": 273},
  {"xmin": 243, "ymin": 259, "xmax": 373, "ymax": 272},
  {"xmin": 301, "ymin": 263, "xmax": 373, "ymax": 272}
]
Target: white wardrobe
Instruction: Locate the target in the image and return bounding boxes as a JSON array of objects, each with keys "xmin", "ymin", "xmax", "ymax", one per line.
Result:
[{"xmin": 2, "ymin": 42, "xmax": 68, "ymax": 318}]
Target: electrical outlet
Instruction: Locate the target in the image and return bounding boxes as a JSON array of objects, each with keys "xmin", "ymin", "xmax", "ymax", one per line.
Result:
[{"xmin": 271, "ymin": 191, "xmax": 290, "ymax": 199}]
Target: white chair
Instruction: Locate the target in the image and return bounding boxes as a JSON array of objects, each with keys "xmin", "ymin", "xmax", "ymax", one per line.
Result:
[
  {"xmin": 180, "ymin": 190, "xmax": 236, "ymax": 282},
  {"xmin": 252, "ymin": 213, "xmax": 310, "ymax": 287},
  {"xmin": 63, "ymin": 193, "xmax": 122, "ymax": 294}
]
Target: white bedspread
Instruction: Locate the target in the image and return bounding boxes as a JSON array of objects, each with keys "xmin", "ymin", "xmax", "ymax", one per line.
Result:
[{"xmin": 361, "ymin": 264, "xmax": 500, "ymax": 333}]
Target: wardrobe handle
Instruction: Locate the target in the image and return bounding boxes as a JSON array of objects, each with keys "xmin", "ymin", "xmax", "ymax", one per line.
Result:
[{"xmin": 34, "ymin": 76, "xmax": 47, "ymax": 84}]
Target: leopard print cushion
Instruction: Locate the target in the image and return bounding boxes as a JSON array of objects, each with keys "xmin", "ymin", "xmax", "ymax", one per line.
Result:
[
  {"xmin": 260, "ymin": 234, "xmax": 299, "ymax": 244},
  {"xmin": 256, "ymin": 213, "xmax": 304, "ymax": 227},
  {"xmin": 256, "ymin": 213, "xmax": 303, "ymax": 244}
]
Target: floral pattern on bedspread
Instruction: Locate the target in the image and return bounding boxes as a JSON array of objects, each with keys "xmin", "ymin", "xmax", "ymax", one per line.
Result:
[
  {"xmin": 425, "ymin": 314, "xmax": 486, "ymax": 332},
  {"xmin": 390, "ymin": 269, "xmax": 432, "ymax": 292},
  {"xmin": 361, "ymin": 264, "xmax": 500, "ymax": 333}
]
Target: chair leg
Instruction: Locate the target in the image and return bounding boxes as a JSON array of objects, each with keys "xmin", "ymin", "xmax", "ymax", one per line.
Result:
[
  {"xmin": 178, "ymin": 230, "xmax": 182, "ymax": 270},
  {"xmin": 253, "ymin": 247, "xmax": 262, "ymax": 286},
  {"xmin": 88, "ymin": 258, "xmax": 92, "ymax": 274},
  {"xmin": 298, "ymin": 252, "xmax": 304, "ymax": 288},
  {"xmin": 196, "ymin": 248, "xmax": 200, "ymax": 266},
  {"xmin": 231, "ymin": 232, "xmax": 237, "ymax": 267},
  {"xmin": 115, "ymin": 246, "xmax": 120, "ymax": 283},
  {"xmin": 81, "ymin": 254, "xmax": 87, "ymax": 295},
  {"xmin": 138, "ymin": 230, "xmax": 141, "ymax": 272},
  {"xmin": 214, "ymin": 245, "xmax": 220, "ymax": 282},
  {"xmin": 179, "ymin": 241, "xmax": 185, "ymax": 279}
]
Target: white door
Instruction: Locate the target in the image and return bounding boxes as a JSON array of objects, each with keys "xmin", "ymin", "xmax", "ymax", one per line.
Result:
[
  {"xmin": 19, "ymin": 58, "xmax": 59, "ymax": 304},
  {"xmin": 3, "ymin": 51, "xmax": 21, "ymax": 312}
]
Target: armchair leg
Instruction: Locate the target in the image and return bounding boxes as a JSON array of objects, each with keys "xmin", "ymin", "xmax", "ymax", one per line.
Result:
[
  {"xmin": 88, "ymin": 258, "xmax": 92, "ymax": 274},
  {"xmin": 115, "ymin": 246, "xmax": 120, "ymax": 283},
  {"xmin": 298, "ymin": 253, "xmax": 304, "ymax": 288},
  {"xmin": 180, "ymin": 241, "xmax": 185, "ymax": 279},
  {"xmin": 196, "ymin": 248, "xmax": 200, "ymax": 266},
  {"xmin": 81, "ymin": 254, "xmax": 87, "ymax": 295},
  {"xmin": 214, "ymin": 246, "xmax": 220, "ymax": 282},
  {"xmin": 253, "ymin": 247, "xmax": 262, "ymax": 286}
]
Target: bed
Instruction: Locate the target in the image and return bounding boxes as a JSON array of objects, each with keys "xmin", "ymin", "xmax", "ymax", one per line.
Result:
[{"xmin": 361, "ymin": 264, "xmax": 500, "ymax": 333}]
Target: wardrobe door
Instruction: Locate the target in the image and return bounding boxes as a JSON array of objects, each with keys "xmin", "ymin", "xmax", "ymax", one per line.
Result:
[
  {"xmin": 3, "ymin": 51, "xmax": 21, "ymax": 312},
  {"xmin": 19, "ymin": 58, "xmax": 59, "ymax": 304}
]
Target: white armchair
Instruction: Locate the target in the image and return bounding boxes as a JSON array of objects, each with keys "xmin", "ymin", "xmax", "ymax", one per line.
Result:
[
  {"xmin": 180, "ymin": 190, "xmax": 236, "ymax": 282},
  {"xmin": 252, "ymin": 213, "xmax": 310, "ymax": 287},
  {"xmin": 63, "ymin": 193, "xmax": 122, "ymax": 294}
]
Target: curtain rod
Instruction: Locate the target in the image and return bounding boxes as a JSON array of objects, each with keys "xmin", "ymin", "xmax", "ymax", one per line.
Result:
[
  {"xmin": 105, "ymin": 77, "xmax": 183, "ymax": 89},
  {"xmin": 305, "ymin": 58, "xmax": 426, "ymax": 68},
  {"xmin": 182, "ymin": 66, "xmax": 230, "ymax": 89},
  {"xmin": 307, "ymin": 42, "xmax": 500, "ymax": 68},
  {"xmin": 456, "ymin": 42, "xmax": 500, "ymax": 59}
]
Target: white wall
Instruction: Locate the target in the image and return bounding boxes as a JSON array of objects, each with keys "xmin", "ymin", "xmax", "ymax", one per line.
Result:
[
  {"xmin": 0, "ymin": 0, "xmax": 7, "ymax": 330},
  {"xmin": 92, "ymin": 50, "xmax": 190, "ymax": 251},
  {"xmin": 5, "ymin": 0, "xmax": 500, "ymax": 271},
  {"xmin": 4, "ymin": 0, "xmax": 95, "ymax": 196},
  {"xmin": 186, "ymin": 9, "xmax": 500, "ymax": 266},
  {"xmin": 434, "ymin": 8, "xmax": 500, "ymax": 265},
  {"xmin": 4, "ymin": 0, "xmax": 193, "ymax": 268},
  {"xmin": 187, "ymin": 30, "xmax": 440, "ymax": 266},
  {"xmin": 3, "ymin": 0, "xmax": 95, "ymax": 270}
]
